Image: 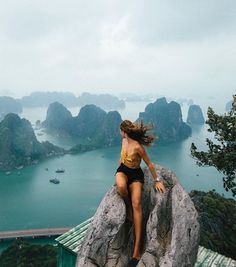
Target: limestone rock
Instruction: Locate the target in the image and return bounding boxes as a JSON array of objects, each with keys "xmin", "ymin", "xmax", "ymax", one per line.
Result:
[
  {"xmin": 76, "ymin": 164, "xmax": 200, "ymax": 267},
  {"xmin": 137, "ymin": 97, "xmax": 192, "ymax": 144},
  {"xmin": 42, "ymin": 103, "xmax": 122, "ymax": 147},
  {"xmin": 0, "ymin": 113, "xmax": 65, "ymax": 171},
  {"xmin": 187, "ymin": 105, "xmax": 205, "ymax": 125}
]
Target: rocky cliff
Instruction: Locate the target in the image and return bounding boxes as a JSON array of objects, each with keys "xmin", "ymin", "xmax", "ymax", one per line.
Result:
[
  {"xmin": 0, "ymin": 113, "xmax": 65, "ymax": 171},
  {"xmin": 42, "ymin": 101, "xmax": 73, "ymax": 136},
  {"xmin": 43, "ymin": 102, "xmax": 122, "ymax": 147},
  {"xmin": 187, "ymin": 105, "xmax": 205, "ymax": 125},
  {"xmin": 76, "ymin": 164, "xmax": 200, "ymax": 267},
  {"xmin": 137, "ymin": 97, "xmax": 192, "ymax": 144}
]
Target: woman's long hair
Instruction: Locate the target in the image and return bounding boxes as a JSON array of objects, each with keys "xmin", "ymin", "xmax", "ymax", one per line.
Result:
[{"xmin": 120, "ymin": 119, "xmax": 156, "ymax": 146}]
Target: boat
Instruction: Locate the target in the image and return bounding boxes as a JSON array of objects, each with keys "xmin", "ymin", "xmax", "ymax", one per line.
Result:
[
  {"xmin": 49, "ymin": 178, "xmax": 60, "ymax": 184},
  {"xmin": 16, "ymin": 165, "xmax": 24, "ymax": 170},
  {"xmin": 55, "ymin": 169, "xmax": 65, "ymax": 173}
]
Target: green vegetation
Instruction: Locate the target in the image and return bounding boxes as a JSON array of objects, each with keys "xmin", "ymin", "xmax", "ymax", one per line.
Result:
[
  {"xmin": 0, "ymin": 240, "xmax": 57, "ymax": 267},
  {"xmin": 190, "ymin": 190, "xmax": 236, "ymax": 260},
  {"xmin": 191, "ymin": 95, "xmax": 236, "ymax": 196},
  {"xmin": 0, "ymin": 113, "xmax": 65, "ymax": 171}
]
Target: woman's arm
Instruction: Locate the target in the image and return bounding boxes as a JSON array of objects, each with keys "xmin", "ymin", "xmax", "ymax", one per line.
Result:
[{"xmin": 138, "ymin": 145, "xmax": 165, "ymax": 193}]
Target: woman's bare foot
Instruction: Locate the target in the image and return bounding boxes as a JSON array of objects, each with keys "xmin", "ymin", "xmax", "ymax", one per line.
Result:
[{"xmin": 132, "ymin": 254, "xmax": 141, "ymax": 260}]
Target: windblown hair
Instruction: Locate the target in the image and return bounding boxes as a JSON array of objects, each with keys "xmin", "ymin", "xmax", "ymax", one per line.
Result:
[{"xmin": 120, "ymin": 119, "xmax": 156, "ymax": 146}]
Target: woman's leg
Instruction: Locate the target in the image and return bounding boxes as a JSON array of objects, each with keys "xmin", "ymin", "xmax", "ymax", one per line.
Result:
[
  {"xmin": 129, "ymin": 181, "xmax": 143, "ymax": 259},
  {"xmin": 115, "ymin": 172, "xmax": 133, "ymax": 221}
]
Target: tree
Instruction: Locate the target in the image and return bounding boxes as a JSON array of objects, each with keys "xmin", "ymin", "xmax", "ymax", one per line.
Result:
[{"xmin": 190, "ymin": 95, "xmax": 236, "ymax": 196}]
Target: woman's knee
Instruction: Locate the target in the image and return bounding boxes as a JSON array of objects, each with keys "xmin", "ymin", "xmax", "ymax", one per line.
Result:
[
  {"xmin": 131, "ymin": 199, "xmax": 142, "ymax": 210},
  {"xmin": 115, "ymin": 173, "xmax": 129, "ymax": 198}
]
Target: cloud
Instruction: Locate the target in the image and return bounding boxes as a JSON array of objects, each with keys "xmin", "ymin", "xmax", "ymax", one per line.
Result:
[{"xmin": 0, "ymin": 0, "xmax": 235, "ymax": 99}]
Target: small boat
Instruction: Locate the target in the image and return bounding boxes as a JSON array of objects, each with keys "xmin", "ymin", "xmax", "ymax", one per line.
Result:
[
  {"xmin": 5, "ymin": 171, "xmax": 11, "ymax": 175},
  {"xmin": 16, "ymin": 165, "xmax": 24, "ymax": 170},
  {"xmin": 49, "ymin": 178, "xmax": 60, "ymax": 184},
  {"xmin": 55, "ymin": 169, "xmax": 65, "ymax": 173}
]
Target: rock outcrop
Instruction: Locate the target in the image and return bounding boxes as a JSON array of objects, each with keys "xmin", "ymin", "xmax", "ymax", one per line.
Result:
[
  {"xmin": 137, "ymin": 97, "xmax": 192, "ymax": 144},
  {"xmin": 42, "ymin": 101, "xmax": 73, "ymax": 136},
  {"xmin": 76, "ymin": 164, "xmax": 200, "ymax": 267},
  {"xmin": 187, "ymin": 105, "xmax": 205, "ymax": 125},
  {"xmin": 42, "ymin": 103, "xmax": 122, "ymax": 147},
  {"xmin": 0, "ymin": 113, "xmax": 65, "ymax": 171}
]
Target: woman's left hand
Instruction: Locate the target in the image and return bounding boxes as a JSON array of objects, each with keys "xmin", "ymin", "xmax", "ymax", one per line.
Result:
[{"xmin": 155, "ymin": 181, "xmax": 166, "ymax": 193}]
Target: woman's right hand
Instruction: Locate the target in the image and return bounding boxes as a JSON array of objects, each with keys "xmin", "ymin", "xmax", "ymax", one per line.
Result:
[{"xmin": 155, "ymin": 181, "xmax": 166, "ymax": 193}]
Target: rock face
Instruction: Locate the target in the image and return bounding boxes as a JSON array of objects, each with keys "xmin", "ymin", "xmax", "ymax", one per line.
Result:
[
  {"xmin": 76, "ymin": 164, "xmax": 200, "ymax": 267},
  {"xmin": 137, "ymin": 97, "xmax": 192, "ymax": 144},
  {"xmin": 42, "ymin": 101, "xmax": 73, "ymax": 136},
  {"xmin": 42, "ymin": 103, "xmax": 122, "ymax": 147},
  {"xmin": 187, "ymin": 105, "xmax": 205, "ymax": 125},
  {"xmin": 0, "ymin": 113, "xmax": 65, "ymax": 171}
]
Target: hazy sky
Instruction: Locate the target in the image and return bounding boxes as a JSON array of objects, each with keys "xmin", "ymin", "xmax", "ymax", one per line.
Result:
[{"xmin": 0, "ymin": 0, "xmax": 235, "ymax": 99}]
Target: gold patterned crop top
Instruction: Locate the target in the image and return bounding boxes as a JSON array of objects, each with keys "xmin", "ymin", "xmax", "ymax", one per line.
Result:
[{"xmin": 120, "ymin": 147, "xmax": 141, "ymax": 168}]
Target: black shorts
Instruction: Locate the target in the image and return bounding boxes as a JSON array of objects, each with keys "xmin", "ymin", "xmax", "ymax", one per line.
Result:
[{"xmin": 115, "ymin": 163, "xmax": 144, "ymax": 186}]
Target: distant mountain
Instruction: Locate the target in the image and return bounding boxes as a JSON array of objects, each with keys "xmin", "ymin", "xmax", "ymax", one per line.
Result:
[
  {"xmin": 0, "ymin": 96, "xmax": 22, "ymax": 121},
  {"xmin": 42, "ymin": 102, "xmax": 122, "ymax": 147},
  {"xmin": 187, "ymin": 105, "xmax": 205, "ymax": 125},
  {"xmin": 120, "ymin": 93, "xmax": 153, "ymax": 102},
  {"xmin": 137, "ymin": 97, "xmax": 192, "ymax": 144},
  {"xmin": 20, "ymin": 91, "xmax": 78, "ymax": 107},
  {"xmin": 77, "ymin": 92, "xmax": 125, "ymax": 110},
  {"xmin": 0, "ymin": 113, "xmax": 65, "ymax": 171}
]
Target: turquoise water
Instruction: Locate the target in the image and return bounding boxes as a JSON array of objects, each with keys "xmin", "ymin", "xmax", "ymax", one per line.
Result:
[{"xmin": 0, "ymin": 98, "xmax": 233, "ymax": 252}]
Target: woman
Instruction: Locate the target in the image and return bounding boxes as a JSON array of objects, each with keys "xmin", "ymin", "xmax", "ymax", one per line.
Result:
[{"xmin": 115, "ymin": 119, "xmax": 165, "ymax": 267}]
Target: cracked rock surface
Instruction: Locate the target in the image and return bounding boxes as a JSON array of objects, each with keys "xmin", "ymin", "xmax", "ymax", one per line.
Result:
[{"xmin": 76, "ymin": 164, "xmax": 200, "ymax": 267}]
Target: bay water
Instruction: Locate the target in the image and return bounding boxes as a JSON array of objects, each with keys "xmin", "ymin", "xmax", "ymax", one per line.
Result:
[{"xmin": 0, "ymin": 97, "xmax": 233, "ymax": 253}]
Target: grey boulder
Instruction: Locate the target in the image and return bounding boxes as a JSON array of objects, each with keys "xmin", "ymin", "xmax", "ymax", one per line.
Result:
[{"xmin": 76, "ymin": 164, "xmax": 200, "ymax": 267}]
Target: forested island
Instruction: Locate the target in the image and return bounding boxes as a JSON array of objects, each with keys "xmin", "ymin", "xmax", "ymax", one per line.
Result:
[{"xmin": 0, "ymin": 113, "xmax": 65, "ymax": 171}]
